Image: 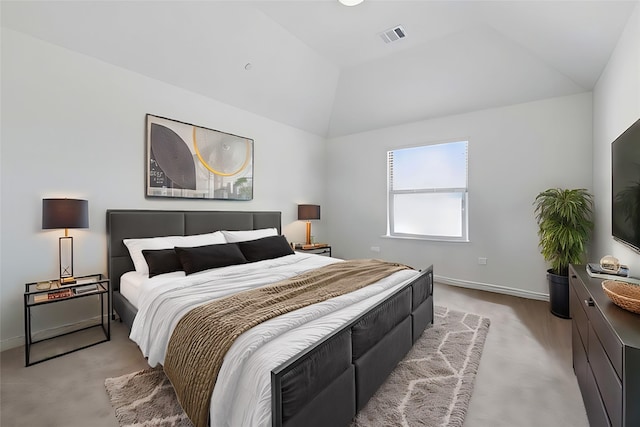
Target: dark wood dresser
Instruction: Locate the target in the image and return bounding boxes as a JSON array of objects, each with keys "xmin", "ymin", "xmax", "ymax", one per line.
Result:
[{"xmin": 569, "ymin": 265, "xmax": 640, "ymax": 427}]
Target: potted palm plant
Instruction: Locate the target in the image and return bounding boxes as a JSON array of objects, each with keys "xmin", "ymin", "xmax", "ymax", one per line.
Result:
[{"xmin": 534, "ymin": 188, "xmax": 594, "ymax": 318}]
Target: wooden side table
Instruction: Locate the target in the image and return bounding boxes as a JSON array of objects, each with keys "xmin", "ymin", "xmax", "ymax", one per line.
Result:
[{"xmin": 24, "ymin": 273, "xmax": 110, "ymax": 366}]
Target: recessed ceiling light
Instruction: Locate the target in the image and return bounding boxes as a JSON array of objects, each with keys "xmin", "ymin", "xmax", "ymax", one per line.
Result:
[{"xmin": 338, "ymin": 0, "xmax": 364, "ymax": 6}]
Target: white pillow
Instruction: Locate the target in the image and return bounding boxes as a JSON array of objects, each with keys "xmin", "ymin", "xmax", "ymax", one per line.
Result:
[
  {"xmin": 180, "ymin": 231, "xmax": 227, "ymax": 247},
  {"xmin": 123, "ymin": 231, "xmax": 226, "ymax": 275},
  {"xmin": 221, "ymin": 228, "xmax": 278, "ymax": 243}
]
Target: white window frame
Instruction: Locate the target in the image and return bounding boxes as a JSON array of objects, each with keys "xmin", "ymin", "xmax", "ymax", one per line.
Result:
[{"xmin": 386, "ymin": 140, "xmax": 469, "ymax": 242}]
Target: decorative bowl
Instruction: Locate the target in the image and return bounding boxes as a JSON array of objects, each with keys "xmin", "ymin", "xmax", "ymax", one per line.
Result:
[{"xmin": 602, "ymin": 280, "xmax": 640, "ymax": 314}]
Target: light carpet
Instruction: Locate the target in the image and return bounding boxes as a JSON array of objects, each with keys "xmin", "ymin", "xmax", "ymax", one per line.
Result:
[{"xmin": 105, "ymin": 306, "xmax": 490, "ymax": 427}]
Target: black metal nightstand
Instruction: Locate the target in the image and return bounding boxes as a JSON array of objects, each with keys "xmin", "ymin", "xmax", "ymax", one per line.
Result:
[{"xmin": 24, "ymin": 273, "xmax": 110, "ymax": 366}]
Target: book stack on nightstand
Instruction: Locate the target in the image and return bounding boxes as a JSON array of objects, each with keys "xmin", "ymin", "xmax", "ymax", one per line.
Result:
[{"xmin": 33, "ymin": 288, "xmax": 74, "ymax": 303}]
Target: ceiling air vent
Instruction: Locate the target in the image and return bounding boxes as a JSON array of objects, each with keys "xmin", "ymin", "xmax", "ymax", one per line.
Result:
[{"xmin": 379, "ymin": 25, "xmax": 407, "ymax": 44}]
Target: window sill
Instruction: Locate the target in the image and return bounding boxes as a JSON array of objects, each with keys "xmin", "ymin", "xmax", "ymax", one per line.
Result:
[{"xmin": 381, "ymin": 234, "xmax": 470, "ymax": 243}]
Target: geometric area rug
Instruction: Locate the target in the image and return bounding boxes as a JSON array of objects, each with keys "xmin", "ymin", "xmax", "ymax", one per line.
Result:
[
  {"xmin": 351, "ymin": 306, "xmax": 490, "ymax": 427},
  {"xmin": 104, "ymin": 306, "xmax": 490, "ymax": 427}
]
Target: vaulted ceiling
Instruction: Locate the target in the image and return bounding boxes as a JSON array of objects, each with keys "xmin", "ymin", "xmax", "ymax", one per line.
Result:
[{"xmin": 2, "ymin": 0, "xmax": 637, "ymax": 137}]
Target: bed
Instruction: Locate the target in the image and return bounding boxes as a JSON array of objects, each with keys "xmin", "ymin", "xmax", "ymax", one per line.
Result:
[{"xmin": 106, "ymin": 209, "xmax": 434, "ymax": 427}]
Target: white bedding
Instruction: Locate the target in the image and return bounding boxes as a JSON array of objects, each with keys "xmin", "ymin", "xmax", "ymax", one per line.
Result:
[
  {"xmin": 129, "ymin": 253, "xmax": 419, "ymax": 427},
  {"xmin": 120, "ymin": 271, "xmax": 153, "ymax": 308}
]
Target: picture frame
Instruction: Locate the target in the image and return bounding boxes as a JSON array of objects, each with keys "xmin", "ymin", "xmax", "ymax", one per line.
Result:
[{"xmin": 146, "ymin": 114, "xmax": 254, "ymax": 200}]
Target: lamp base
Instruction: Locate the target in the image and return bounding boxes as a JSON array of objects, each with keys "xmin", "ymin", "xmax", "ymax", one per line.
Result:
[
  {"xmin": 59, "ymin": 236, "xmax": 75, "ymax": 282},
  {"xmin": 60, "ymin": 276, "xmax": 77, "ymax": 286},
  {"xmin": 306, "ymin": 221, "xmax": 312, "ymax": 245}
]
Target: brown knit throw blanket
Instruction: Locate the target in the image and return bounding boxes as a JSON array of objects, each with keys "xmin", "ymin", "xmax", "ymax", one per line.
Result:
[{"xmin": 163, "ymin": 259, "xmax": 411, "ymax": 427}]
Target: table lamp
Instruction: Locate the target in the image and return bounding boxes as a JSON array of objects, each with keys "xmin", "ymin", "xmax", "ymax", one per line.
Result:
[
  {"xmin": 298, "ymin": 204, "xmax": 320, "ymax": 245},
  {"xmin": 42, "ymin": 198, "xmax": 89, "ymax": 284}
]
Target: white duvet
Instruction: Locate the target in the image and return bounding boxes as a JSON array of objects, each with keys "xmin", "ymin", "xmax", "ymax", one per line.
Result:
[{"xmin": 129, "ymin": 253, "xmax": 419, "ymax": 427}]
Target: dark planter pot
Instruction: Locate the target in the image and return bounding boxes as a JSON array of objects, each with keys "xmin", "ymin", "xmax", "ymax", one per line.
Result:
[{"xmin": 547, "ymin": 269, "xmax": 570, "ymax": 319}]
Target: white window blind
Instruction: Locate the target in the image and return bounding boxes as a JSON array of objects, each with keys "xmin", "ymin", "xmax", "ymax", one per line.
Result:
[{"xmin": 387, "ymin": 140, "xmax": 469, "ymax": 241}]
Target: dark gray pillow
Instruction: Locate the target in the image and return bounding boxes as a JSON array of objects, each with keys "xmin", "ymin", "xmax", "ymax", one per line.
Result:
[
  {"xmin": 174, "ymin": 243, "xmax": 247, "ymax": 275},
  {"xmin": 142, "ymin": 248, "xmax": 183, "ymax": 278},
  {"xmin": 238, "ymin": 235, "xmax": 294, "ymax": 262}
]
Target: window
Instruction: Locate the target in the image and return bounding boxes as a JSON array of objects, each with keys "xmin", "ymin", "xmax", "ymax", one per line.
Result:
[{"xmin": 387, "ymin": 140, "xmax": 468, "ymax": 241}]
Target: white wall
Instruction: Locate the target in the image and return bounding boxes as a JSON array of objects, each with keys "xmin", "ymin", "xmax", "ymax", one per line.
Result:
[
  {"xmin": 592, "ymin": 3, "xmax": 640, "ymax": 275},
  {"xmin": 326, "ymin": 93, "xmax": 593, "ymax": 299},
  {"xmin": 5, "ymin": 4, "xmax": 637, "ymax": 352},
  {"xmin": 0, "ymin": 29, "xmax": 327, "ymax": 351}
]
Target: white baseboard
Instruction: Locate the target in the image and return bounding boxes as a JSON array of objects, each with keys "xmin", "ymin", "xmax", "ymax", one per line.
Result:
[
  {"xmin": 435, "ymin": 274, "xmax": 549, "ymax": 301},
  {"xmin": 0, "ymin": 315, "xmax": 105, "ymax": 353},
  {"xmin": 1, "ymin": 335, "xmax": 24, "ymax": 352}
]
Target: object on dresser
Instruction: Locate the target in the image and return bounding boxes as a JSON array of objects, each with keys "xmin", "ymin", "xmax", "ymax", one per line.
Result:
[
  {"xmin": 602, "ymin": 279, "xmax": 640, "ymax": 314},
  {"xmin": 599, "ymin": 254, "xmax": 622, "ymax": 272},
  {"xmin": 33, "ymin": 288, "xmax": 73, "ymax": 303},
  {"xmin": 587, "ymin": 262, "xmax": 629, "ymax": 278}
]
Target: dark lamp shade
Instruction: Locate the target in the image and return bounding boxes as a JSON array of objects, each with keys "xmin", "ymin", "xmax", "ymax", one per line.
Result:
[
  {"xmin": 42, "ymin": 198, "xmax": 89, "ymax": 229},
  {"xmin": 298, "ymin": 204, "xmax": 320, "ymax": 221}
]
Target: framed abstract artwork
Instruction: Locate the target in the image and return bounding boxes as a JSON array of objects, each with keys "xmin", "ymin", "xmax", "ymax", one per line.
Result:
[{"xmin": 146, "ymin": 114, "xmax": 253, "ymax": 200}]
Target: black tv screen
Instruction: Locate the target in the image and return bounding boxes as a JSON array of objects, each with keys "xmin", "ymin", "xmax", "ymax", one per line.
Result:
[{"xmin": 612, "ymin": 117, "xmax": 640, "ymax": 253}]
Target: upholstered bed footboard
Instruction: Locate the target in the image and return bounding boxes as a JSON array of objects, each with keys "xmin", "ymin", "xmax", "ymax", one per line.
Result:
[
  {"xmin": 273, "ymin": 329, "xmax": 356, "ymax": 427},
  {"xmin": 412, "ymin": 268, "xmax": 435, "ymax": 342},
  {"xmin": 271, "ymin": 265, "xmax": 434, "ymax": 427}
]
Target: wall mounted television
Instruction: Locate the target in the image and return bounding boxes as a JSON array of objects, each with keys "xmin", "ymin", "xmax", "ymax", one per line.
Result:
[{"xmin": 612, "ymin": 117, "xmax": 640, "ymax": 253}]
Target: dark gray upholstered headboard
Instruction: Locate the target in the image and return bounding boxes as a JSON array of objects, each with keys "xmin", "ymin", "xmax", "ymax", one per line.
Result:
[{"xmin": 106, "ymin": 210, "xmax": 282, "ymax": 292}]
